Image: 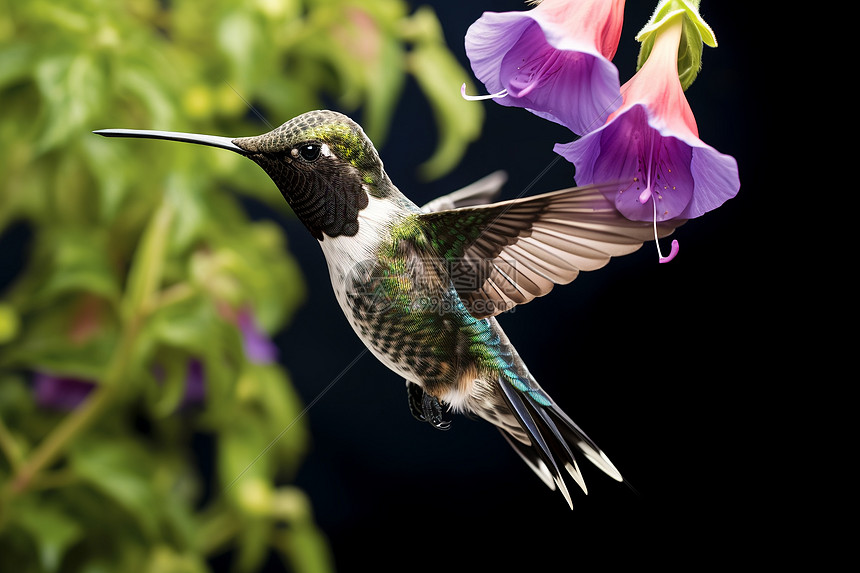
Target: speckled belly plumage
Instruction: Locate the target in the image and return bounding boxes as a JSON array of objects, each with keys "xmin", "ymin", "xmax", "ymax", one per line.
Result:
[{"xmin": 344, "ymin": 264, "xmax": 500, "ymax": 396}]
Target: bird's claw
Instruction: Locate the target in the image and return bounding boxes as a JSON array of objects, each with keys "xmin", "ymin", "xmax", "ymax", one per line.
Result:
[
  {"xmin": 423, "ymin": 393, "xmax": 451, "ymax": 430},
  {"xmin": 407, "ymin": 383, "xmax": 451, "ymax": 431}
]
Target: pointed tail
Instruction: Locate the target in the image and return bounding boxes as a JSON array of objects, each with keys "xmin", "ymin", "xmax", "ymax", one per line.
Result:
[{"xmin": 496, "ymin": 374, "xmax": 622, "ymax": 509}]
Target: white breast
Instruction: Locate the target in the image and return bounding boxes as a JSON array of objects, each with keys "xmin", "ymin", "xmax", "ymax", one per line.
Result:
[
  {"xmin": 317, "ymin": 195, "xmax": 416, "ymax": 374},
  {"xmin": 318, "ymin": 194, "xmax": 401, "ymax": 286}
]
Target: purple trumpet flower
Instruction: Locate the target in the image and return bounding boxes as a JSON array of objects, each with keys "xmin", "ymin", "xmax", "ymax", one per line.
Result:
[
  {"xmin": 555, "ymin": 13, "xmax": 739, "ymax": 262},
  {"xmin": 463, "ymin": 0, "xmax": 626, "ymax": 135}
]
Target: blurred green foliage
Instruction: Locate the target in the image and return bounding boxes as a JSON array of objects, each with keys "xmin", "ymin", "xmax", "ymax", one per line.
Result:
[{"xmin": 0, "ymin": 0, "xmax": 483, "ymax": 571}]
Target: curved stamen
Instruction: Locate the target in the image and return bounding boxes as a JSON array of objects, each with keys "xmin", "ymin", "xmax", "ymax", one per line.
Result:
[
  {"xmin": 650, "ymin": 195, "xmax": 679, "ymax": 263},
  {"xmin": 639, "ymin": 134, "xmax": 678, "ymax": 263},
  {"xmin": 460, "ymin": 83, "xmax": 508, "ymax": 101},
  {"xmin": 660, "ymin": 240, "xmax": 680, "ymax": 263}
]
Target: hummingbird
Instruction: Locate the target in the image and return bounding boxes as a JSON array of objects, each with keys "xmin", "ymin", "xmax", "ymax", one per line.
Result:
[{"xmin": 95, "ymin": 110, "xmax": 680, "ymax": 508}]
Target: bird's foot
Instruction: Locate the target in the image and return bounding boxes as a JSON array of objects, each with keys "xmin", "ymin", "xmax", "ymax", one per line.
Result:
[
  {"xmin": 406, "ymin": 383, "xmax": 451, "ymax": 431},
  {"xmin": 422, "ymin": 393, "xmax": 451, "ymax": 430}
]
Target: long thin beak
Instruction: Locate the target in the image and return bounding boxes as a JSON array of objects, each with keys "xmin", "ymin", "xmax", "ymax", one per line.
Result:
[{"xmin": 93, "ymin": 129, "xmax": 247, "ymax": 154}]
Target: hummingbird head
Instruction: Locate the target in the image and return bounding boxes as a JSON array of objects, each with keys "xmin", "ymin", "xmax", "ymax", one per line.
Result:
[
  {"xmin": 95, "ymin": 110, "xmax": 395, "ymax": 241},
  {"xmin": 232, "ymin": 110, "xmax": 396, "ymax": 240}
]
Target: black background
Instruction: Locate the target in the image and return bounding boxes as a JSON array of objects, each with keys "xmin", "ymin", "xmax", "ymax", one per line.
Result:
[{"xmin": 275, "ymin": 2, "xmax": 779, "ymax": 571}]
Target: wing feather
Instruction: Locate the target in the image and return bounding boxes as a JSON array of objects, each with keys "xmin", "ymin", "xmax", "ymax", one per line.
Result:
[
  {"xmin": 504, "ymin": 243, "xmax": 575, "ymax": 283},
  {"xmin": 419, "ymin": 182, "xmax": 683, "ymax": 318},
  {"xmin": 420, "ymin": 171, "xmax": 507, "ymax": 212}
]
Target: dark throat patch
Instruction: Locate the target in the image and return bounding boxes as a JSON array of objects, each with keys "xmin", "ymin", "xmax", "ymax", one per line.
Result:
[{"xmin": 251, "ymin": 153, "xmax": 370, "ymax": 240}]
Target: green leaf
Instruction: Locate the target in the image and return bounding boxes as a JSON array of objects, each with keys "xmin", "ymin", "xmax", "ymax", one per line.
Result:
[
  {"xmin": 15, "ymin": 499, "xmax": 84, "ymax": 572},
  {"xmin": 405, "ymin": 7, "xmax": 483, "ymax": 180},
  {"xmin": 206, "ymin": 220, "xmax": 306, "ymax": 332},
  {"xmin": 141, "ymin": 294, "xmax": 237, "ymax": 361},
  {"xmin": 115, "ymin": 64, "xmax": 178, "ymax": 130},
  {"xmin": 69, "ymin": 436, "xmax": 162, "ymax": 539},
  {"xmin": 0, "ymin": 373, "xmax": 34, "ymax": 431},
  {"xmin": 162, "ymin": 171, "xmax": 210, "ymax": 254},
  {"xmin": 360, "ymin": 35, "xmax": 406, "ymax": 146},
  {"xmin": 0, "ymin": 298, "xmax": 117, "ymax": 378},
  {"xmin": 239, "ymin": 363, "xmax": 308, "ymax": 471},
  {"xmin": 34, "ymin": 52, "xmax": 107, "ymax": 152},
  {"xmin": 0, "ymin": 332, "xmax": 115, "ymax": 380},
  {"xmin": 408, "ymin": 40, "xmax": 483, "ymax": 179},
  {"xmin": 233, "ymin": 517, "xmax": 270, "ymax": 573},
  {"xmin": 217, "ymin": 9, "xmax": 268, "ymax": 89},
  {"xmin": 137, "ymin": 292, "xmax": 243, "ymax": 419},
  {"xmin": 0, "ymin": 302, "xmax": 21, "ymax": 344},
  {"xmin": 144, "ymin": 545, "xmax": 210, "ymax": 573},
  {"xmin": 217, "ymin": 414, "xmax": 273, "ymax": 499},
  {"xmin": 81, "ymin": 135, "xmax": 134, "ymax": 223},
  {"xmin": 32, "ymin": 226, "xmax": 121, "ymax": 305},
  {"xmin": 143, "ymin": 346, "xmax": 191, "ymax": 418},
  {"xmin": 270, "ymin": 488, "xmax": 334, "ymax": 573},
  {"xmin": 123, "ymin": 197, "xmax": 174, "ymax": 319},
  {"xmin": 0, "ymin": 42, "xmax": 37, "ymax": 90}
]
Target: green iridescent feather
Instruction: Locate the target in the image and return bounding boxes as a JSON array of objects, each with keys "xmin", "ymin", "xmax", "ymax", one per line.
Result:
[
  {"xmin": 377, "ymin": 214, "xmax": 551, "ymax": 407},
  {"xmin": 419, "ymin": 209, "xmax": 496, "ymax": 262}
]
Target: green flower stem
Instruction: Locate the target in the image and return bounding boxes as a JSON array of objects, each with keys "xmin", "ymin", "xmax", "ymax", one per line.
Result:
[
  {"xmin": 149, "ymin": 282, "xmax": 196, "ymax": 314},
  {"xmin": 10, "ymin": 318, "xmax": 140, "ymax": 494},
  {"xmin": 196, "ymin": 507, "xmax": 241, "ymax": 556},
  {"xmin": 12, "ymin": 386, "xmax": 113, "ymax": 494},
  {"xmin": 635, "ymin": 0, "xmax": 717, "ymax": 91},
  {"xmin": 25, "ymin": 468, "xmax": 79, "ymax": 492},
  {"xmin": 0, "ymin": 416, "xmax": 23, "ymax": 471},
  {"xmin": 10, "ymin": 200, "xmax": 175, "ymax": 496}
]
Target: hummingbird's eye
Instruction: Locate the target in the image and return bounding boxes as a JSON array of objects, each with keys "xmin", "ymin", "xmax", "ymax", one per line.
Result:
[{"xmin": 297, "ymin": 143, "xmax": 321, "ymax": 162}]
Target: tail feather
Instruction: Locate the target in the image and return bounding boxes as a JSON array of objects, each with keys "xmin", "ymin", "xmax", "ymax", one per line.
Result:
[
  {"xmin": 551, "ymin": 406, "xmax": 623, "ymax": 482},
  {"xmin": 498, "ymin": 431, "xmax": 556, "ymax": 490},
  {"xmin": 496, "ymin": 374, "xmax": 621, "ymax": 509},
  {"xmin": 526, "ymin": 398, "xmax": 589, "ymax": 496},
  {"xmin": 498, "ymin": 376, "xmax": 575, "ymax": 508}
]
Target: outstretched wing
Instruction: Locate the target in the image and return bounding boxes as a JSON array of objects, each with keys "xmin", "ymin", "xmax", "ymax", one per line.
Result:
[
  {"xmin": 420, "ymin": 171, "xmax": 507, "ymax": 212},
  {"xmin": 418, "ymin": 182, "xmax": 683, "ymax": 319}
]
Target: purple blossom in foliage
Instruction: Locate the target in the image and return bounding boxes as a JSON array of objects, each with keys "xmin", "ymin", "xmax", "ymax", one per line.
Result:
[
  {"xmin": 33, "ymin": 374, "xmax": 94, "ymax": 411},
  {"xmin": 32, "ymin": 308, "xmax": 277, "ymax": 411},
  {"xmin": 181, "ymin": 359, "xmax": 206, "ymax": 406},
  {"xmin": 237, "ymin": 308, "xmax": 278, "ymax": 364}
]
